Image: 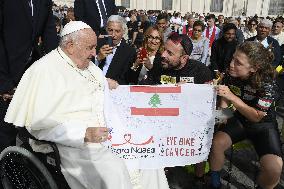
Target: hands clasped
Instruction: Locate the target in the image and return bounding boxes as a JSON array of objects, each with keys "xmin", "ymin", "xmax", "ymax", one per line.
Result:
[{"xmin": 107, "ymin": 78, "xmax": 119, "ymax": 90}]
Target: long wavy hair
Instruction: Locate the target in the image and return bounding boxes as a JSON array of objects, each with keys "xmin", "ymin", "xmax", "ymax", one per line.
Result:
[
  {"xmin": 142, "ymin": 26, "xmax": 164, "ymax": 54},
  {"xmin": 236, "ymin": 41, "xmax": 276, "ymax": 88}
]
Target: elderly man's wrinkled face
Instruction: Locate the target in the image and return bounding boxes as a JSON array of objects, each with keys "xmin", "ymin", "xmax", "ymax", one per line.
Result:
[
  {"xmin": 74, "ymin": 29, "xmax": 97, "ymax": 69},
  {"xmin": 272, "ymin": 22, "xmax": 283, "ymax": 35},
  {"xmin": 257, "ymin": 24, "xmax": 271, "ymax": 40},
  {"xmin": 161, "ymin": 40, "xmax": 184, "ymax": 70},
  {"xmin": 107, "ymin": 21, "xmax": 124, "ymax": 46}
]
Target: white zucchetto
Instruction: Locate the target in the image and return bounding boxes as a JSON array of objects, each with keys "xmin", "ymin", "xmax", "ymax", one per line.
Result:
[{"xmin": 60, "ymin": 21, "xmax": 92, "ymax": 37}]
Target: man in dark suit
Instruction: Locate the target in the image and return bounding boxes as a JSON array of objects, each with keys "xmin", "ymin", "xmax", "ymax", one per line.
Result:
[
  {"xmin": 0, "ymin": 0, "xmax": 57, "ymax": 152},
  {"xmin": 95, "ymin": 15, "xmax": 136, "ymax": 86},
  {"xmin": 246, "ymin": 19, "xmax": 281, "ymax": 67},
  {"xmin": 74, "ymin": 0, "xmax": 118, "ymax": 36}
]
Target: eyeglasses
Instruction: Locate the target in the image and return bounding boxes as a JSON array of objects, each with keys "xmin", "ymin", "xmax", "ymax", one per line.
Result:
[
  {"xmin": 147, "ymin": 35, "xmax": 161, "ymax": 41},
  {"xmin": 249, "ymin": 23, "xmax": 256, "ymax": 26}
]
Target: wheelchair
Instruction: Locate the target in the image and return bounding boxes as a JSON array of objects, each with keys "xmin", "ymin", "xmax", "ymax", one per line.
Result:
[{"xmin": 0, "ymin": 128, "xmax": 70, "ymax": 189}]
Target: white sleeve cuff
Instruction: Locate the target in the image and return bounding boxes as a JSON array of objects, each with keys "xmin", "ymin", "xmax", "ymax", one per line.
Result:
[{"xmin": 29, "ymin": 120, "xmax": 88, "ymax": 148}]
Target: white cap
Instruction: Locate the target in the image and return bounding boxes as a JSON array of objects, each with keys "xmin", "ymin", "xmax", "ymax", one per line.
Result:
[{"xmin": 60, "ymin": 21, "xmax": 92, "ymax": 37}]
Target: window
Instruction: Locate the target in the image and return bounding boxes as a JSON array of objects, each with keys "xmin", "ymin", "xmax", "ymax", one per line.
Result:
[
  {"xmin": 268, "ymin": 0, "xmax": 284, "ymax": 15},
  {"xmin": 210, "ymin": 0, "xmax": 224, "ymax": 12},
  {"xmin": 121, "ymin": 0, "xmax": 130, "ymax": 8},
  {"xmin": 162, "ymin": 0, "xmax": 172, "ymax": 10}
]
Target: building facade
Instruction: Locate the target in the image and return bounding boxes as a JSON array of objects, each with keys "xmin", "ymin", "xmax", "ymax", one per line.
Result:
[
  {"xmin": 52, "ymin": 0, "xmax": 284, "ymax": 16},
  {"xmin": 116, "ymin": 0, "xmax": 284, "ymax": 16}
]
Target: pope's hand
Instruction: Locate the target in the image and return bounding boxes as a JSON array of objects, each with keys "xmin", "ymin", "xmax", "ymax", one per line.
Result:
[
  {"xmin": 107, "ymin": 78, "xmax": 119, "ymax": 90},
  {"xmin": 84, "ymin": 127, "xmax": 109, "ymax": 143}
]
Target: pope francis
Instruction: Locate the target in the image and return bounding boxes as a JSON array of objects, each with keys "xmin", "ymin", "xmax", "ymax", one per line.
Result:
[{"xmin": 4, "ymin": 21, "xmax": 169, "ymax": 189}]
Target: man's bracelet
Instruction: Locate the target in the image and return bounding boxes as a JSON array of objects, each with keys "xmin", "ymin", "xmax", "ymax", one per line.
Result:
[{"xmin": 131, "ymin": 64, "xmax": 139, "ymax": 71}]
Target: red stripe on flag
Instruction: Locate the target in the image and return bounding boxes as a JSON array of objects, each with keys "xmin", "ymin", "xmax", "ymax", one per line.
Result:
[
  {"xmin": 131, "ymin": 107, "xmax": 179, "ymax": 116},
  {"xmin": 130, "ymin": 86, "xmax": 181, "ymax": 93}
]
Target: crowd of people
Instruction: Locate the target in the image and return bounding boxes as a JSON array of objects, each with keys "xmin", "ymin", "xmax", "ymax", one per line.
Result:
[{"xmin": 0, "ymin": 0, "xmax": 284, "ymax": 189}]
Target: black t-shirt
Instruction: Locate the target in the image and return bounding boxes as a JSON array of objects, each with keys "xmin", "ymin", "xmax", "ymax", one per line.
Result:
[
  {"xmin": 223, "ymin": 75, "xmax": 278, "ymax": 122},
  {"xmin": 141, "ymin": 59, "xmax": 213, "ymax": 85},
  {"xmin": 127, "ymin": 21, "xmax": 138, "ymax": 40}
]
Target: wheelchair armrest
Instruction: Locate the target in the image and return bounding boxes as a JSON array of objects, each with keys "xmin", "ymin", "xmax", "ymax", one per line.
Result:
[{"xmin": 17, "ymin": 127, "xmax": 62, "ymax": 170}]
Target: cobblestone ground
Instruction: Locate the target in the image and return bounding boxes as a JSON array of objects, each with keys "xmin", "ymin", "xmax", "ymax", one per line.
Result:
[{"xmin": 167, "ymin": 115, "xmax": 284, "ymax": 189}]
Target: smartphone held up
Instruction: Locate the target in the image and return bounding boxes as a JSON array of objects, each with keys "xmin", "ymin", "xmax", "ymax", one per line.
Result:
[
  {"xmin": 106, "ymin": 36, "xmax": 113, "ymax": 47},
  {"xmin": 139, "ymin": 48, "xmax": 148, "ymax": 59}
]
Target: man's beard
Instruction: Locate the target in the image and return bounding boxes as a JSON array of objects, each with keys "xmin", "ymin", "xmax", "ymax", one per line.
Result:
[{"xmin": 161, "ymin": 58, "xmax": 181, "ymax": 70}]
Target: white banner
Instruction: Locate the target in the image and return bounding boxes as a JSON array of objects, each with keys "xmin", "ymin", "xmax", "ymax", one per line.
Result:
[{"xmin": 104, "ymin": 84, "xmax": 216, "ymax": 169}]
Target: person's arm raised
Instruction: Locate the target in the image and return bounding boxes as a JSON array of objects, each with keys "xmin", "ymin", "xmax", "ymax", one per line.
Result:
[{"xmin": 96, "ymin": 45, "xmax": 113, "ymax": 61}]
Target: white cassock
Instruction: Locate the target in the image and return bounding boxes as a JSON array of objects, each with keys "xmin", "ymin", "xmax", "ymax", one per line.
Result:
[{"xmin": 5, "ymin": 47, "xmax": 169, "ymax": 189}]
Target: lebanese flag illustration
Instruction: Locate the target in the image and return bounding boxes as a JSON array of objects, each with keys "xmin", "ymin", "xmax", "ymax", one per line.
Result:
[{"xmin": 130, "ymin": 86, "xmax": 181, "ymax": 116}]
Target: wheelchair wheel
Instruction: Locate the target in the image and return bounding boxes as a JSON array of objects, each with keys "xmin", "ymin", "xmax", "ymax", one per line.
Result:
[{"xmin": 0, "ymin": 146, "xmax": 58, "ymax": 189}]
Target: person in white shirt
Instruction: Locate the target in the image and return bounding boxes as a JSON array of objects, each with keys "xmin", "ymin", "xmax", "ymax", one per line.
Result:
[
  {"xmin": 270, "ymin": 20, "xmax": 284, "ymax": 46},
  {"xmin": 5, "ymin": 20, "xmax": 170, "ymax": 189},
  {"xmin": 5, "ymin": 21, "xmax": 133, "ymax": 189},
  {"xmin": 203, "ymin": 14, "xmax": 220, "ymax": 48},
  {"xmin": 170, "ymin": 12, "xmax": 182, "ymax": 33},
  {"xmin": 156, "ymin": 13, "xmax": 173, "ymax": 42},
  {"xmin": 190, "ymin": 20, "xmax": 210, "ymax": 65},
  {"xmin": 216, "ymin": 14, "xmax": 224, "ymax": 29},
  {"xmin": 243, "ymin": 18, "xmax": 258, "ymax": 40}
]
